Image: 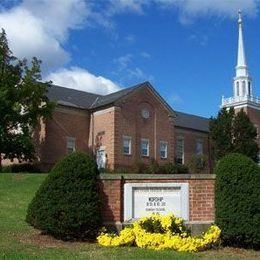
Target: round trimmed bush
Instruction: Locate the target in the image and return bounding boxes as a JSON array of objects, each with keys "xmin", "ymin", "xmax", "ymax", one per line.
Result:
[
  {"xmin": 26, "ymin": 152, "xmax": 101, "ymax": 240},
  {"xmin": 215, "ymin": 153, "xmax": 260, "ymax": 249}
]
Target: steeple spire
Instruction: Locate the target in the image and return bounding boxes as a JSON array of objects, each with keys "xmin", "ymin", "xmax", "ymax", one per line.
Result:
[
  {"xmin": 233, "ymin": 10, "xmax": 252, "ymax": 97},
  {"xmin": 236, "ymin": 10, "xmax": 248, "ymax": 77},
  {"xmin": 221, "ymin": 10, "xmax": 260, "ymax": 110}
]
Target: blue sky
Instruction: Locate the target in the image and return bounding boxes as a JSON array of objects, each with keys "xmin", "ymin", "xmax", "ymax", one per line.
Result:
[{"xmin": 1, "ymin": 0, "xmax": 260, "ymax": 118}]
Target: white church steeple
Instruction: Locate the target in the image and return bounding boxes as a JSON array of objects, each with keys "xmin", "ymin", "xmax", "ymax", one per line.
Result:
[
  {"xmin": 222, "ymin": 11, "xmax": 260, "ymax": 109},
  {"xmin": 233, "ymin": 10, "xmax": 252, "ymax": 97},
  {"xmin": 236, "ymin": 11, "xmax": 247, "ymax": 73}
]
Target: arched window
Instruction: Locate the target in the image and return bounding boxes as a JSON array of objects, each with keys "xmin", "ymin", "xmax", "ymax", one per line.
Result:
[
  {"xmin": 248, "ymin": 82, "xmax": 251, "ymax": 96},
  {"xmin": 242, "ymin": 81, "xmax": 246, "ymax": 96},
  {"xmin": 236, "ymin": 81, "xmax": 239, "ymax": 96}
]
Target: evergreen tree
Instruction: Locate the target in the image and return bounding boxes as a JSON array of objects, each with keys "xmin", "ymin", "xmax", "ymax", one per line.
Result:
[
  {"xmin": 0, "ymin": 29, "xmax": 55, "ymax": 169},
  {"xmin": 233, "ymin": 110, "xmax": 259, "ymax": 162},
  {"xmin": 210, "ymin": 107, "xmax": 259, "ymax": 162},
  {"xmin": 209, "ymin": 108, "xmax": 234, "ymax": 160}
]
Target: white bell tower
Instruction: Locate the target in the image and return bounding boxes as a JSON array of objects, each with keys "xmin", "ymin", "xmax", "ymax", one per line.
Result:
[
  {"xmin": 222, "ymin": 10, "xmax": 260, "ymax": 110},
  {"xmin": 233, "ymin": 10, "xmax": 252, "ymax": 98}
]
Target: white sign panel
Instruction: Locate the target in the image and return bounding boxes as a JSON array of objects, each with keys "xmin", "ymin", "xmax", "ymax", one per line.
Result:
[{"xmin": 124, "ymin": 183, "xmax": 189, "ymax": 221}]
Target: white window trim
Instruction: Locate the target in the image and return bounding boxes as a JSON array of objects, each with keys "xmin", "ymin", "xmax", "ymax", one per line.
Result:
[
  {"xmin": 123, "ymin": 136, "xmax": 132, "ymax": 155},
  {"xmin": 176, "ymin": 137, "xmax": 184, "ymax": 164},
  {"xmin": 160, "ymin": 141, "xmax": 168, "ymax": 159},
  {"xmin": 66, "ymin": 137, "xmax": 76, "ymax": 153},
  {"xmin": 141, "ymin": 138, "xmax": 149, "ymax": 157},
  {"xmin": 196, "ymin": 139, "xmax": 204, "ymax": 155}
]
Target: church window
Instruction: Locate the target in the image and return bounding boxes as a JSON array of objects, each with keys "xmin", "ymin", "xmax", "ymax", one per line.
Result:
[
  {"xmin": 123, "ymin": 136, "xmax": 131, "ymax": 155},
  {"xmin": 236, "ymin": 82, "xmax": 239, "ymax": 96},
  {"xmin": 66, "ymin": 137, "xmax": 76, "ymax": 154},
  {"xmin": 196, "ymin": 140, "xmax": 203, "ymax": 155},
  {"xmin": 141, "ymin": 139, "xmax": 149, "ymax": 157},
  {"xmin": 160, "ymin": 141, "xmax": 168, "ymax": 159},
  {"xmin": 176, "ymin": 137, "xmax": 184, "ymax": 164},
  {"xmin": 248, "ymin": 82, "xmax": 251, "ymax": 96},
  {"xmin": 242, "ymin": 81, "xmax": 246, "ymax": 96}
]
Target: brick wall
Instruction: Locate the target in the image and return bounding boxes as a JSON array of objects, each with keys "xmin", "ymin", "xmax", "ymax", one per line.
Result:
[
  {"xmin": 88, "ymin": 107, "xmax": 117, "ymax": 169},
  {"xmin": 34, "ymin": 105, "xmax": 91, "ymax": 171},
  {"xmin": 175, "ymin": 127, "xmax": 212, "ymax": 173},
  {"xmin": 114, "ymin": 86, "xmax": 175, "ymax": 169},
  {"xmin": 99, "ymin": 174, "xmax": 215, "ymax": 224},
  {"xmin": 88, "ymin": 86, "xmax": 175, "ymax": 171}
]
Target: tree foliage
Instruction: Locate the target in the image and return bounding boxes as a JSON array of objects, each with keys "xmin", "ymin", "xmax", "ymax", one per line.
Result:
[
  {"xmin": 209, "ymin": 108, "xmax": 258, "ymax": 162},
  {"xmin": 0, "ymin": 29, "xmax": 55, "ymax": 168},
  {"xmin": 215, "ymin": 153, "xmax": 260, "ymax": 249},
  {"xmin": 232, "ymin": 110, "xmax": 259, "ymax": 161},
  {"xmin": 26, "ymin": 152, "xmax": 101, "ymax": 240}
]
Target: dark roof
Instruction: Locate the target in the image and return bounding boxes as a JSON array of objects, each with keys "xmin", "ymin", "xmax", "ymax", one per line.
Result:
[
  {"xmin": 47, "ymin": 83, "xmax": 209, "ymax": 132},
  {"xmin": 90, "ymin": 82, "xmax": 145, "ymax": 109},
  {"xmin": 47, "ymin": 81, "xmax": 175, "ymax": 116},
  {"xmin": 47, "ymin": 85, "xmax": 101, "ymax": 109},
  {"xmin": 175, "ymin": 111, "xmax": 209, "ymax": 132}
]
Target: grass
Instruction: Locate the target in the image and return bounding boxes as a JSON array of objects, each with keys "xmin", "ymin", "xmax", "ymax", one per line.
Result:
[{"xmin": 0, "ymin": 173, "xmax": 259, "ymax": 259}]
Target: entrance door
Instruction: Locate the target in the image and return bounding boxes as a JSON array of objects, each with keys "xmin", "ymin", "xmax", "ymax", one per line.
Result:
[{"xmin": 96, "ymin": 149, "xmax": 106, "ymax": 169}]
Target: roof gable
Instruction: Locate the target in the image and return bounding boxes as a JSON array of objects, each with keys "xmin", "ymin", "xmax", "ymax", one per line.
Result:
[{"xmin": 91, "ymin": 81, "xmax": 176, "ymax": 117}]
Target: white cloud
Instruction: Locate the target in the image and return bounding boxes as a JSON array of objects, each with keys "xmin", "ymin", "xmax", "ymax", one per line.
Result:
[
  {"xmin": 1, "ymin": 1, "xmax": 258, "ymax": 72},
  {"xmin": 0, "ymin": 0, "xmax": 88, "ymax": 72},
  {"xmin": 173, "ymin": 0, "xmax": 259, "ymax": 24},
  {"xmin": 140, "ymin": 51, "xmax": 151, "ymax": 59},
  {"xmin": 45, "ymin": 67, "xmax": 120, "ymax": 95},
  {"xmin": 1, "ymin": 0, "xmax": 259, "ymax": 94},
  {"xmin": 108, "ymin": 0, "xmax": 147, "ymax": 15},
  {"xmin": 107, "ymin": 0, "xmax": 259, "ymax": 23},
  {"xmin": 124, "ymin": 34, "xmax": 136, "ymax": 44},
  {"xmin": 115, "ymin": 54, "xmax": 133, "ymax": 69},
  {"xmin": 0, "ymin": 7, "xmax": 69, "ymax": 71},
  {"xmin": 113, "ymin": 54, "xmax": 153, "ymax": 83}
]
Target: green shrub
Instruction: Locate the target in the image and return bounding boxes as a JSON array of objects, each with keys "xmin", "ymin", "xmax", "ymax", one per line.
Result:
[
  {"xmin": 163, "ymin": 163, "xmax": 179, "ymax": 174},
  {"xmin": 1, "ymin": 163, "xmax": 41, "ymax": 173},
  {"xmin": 147, "ymin": 159, "xmax": 160, "ymax": 174},
  {"xmin": 176, "ymin": 164, "xmax": 189, "ymax": 174},
  {"xmin": 188, "ymin": 155, "xmax": 208, "ymax": 174},
  {"xmin": 112, "ymin": 167, "xmax": 130, "ymax": 174},
  {"xmin": 134, "ymin": 160, "xmax": 148, "ymax": 174},
  {"xmin": 215, "ymin": 153, "xmax": 260, "ymax": 249},
  {"xmin": 26, "ymin": 152, "xmax": 101, "ymax": 240},
  {"xmin": 162, "ymin": 163, "xmax": 189, "ymax": 174}
]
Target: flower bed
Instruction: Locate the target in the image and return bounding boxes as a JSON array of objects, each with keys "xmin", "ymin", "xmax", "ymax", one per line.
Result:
[{"xmin": 97, "ymin": 214, "xmax": 221, "ymax": 252}]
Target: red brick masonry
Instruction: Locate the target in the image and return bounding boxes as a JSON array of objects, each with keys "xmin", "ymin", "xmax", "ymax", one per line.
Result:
[{"xmin": 99, "ymin": 174, "xmax": 215, "ymax": 226}]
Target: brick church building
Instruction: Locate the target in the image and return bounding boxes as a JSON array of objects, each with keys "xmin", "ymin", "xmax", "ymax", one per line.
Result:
[
  {"xmin": 35, "ymin": 81, "xmax": 210, "ymax": 171},
  {"xmin": 34, "ymin": 11, "xmax": 259, "ymax": 172}
]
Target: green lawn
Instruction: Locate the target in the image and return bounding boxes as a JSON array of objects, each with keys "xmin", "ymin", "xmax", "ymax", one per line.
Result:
[{"xmin": 0, "ymin": 173, "xmax": 259, "ymax": 259}]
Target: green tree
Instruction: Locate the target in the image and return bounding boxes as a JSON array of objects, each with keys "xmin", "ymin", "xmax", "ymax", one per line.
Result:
[
  {"xmin": 210, "ymin": 107, "xmax": 258, "ymax": 162},
  {"xmin": 0, "ymin": 29, "xmax": 55, "ymax": 170},
  {"xmin": 26, "ymin": 152, "xmax": 101, "ymax": 240},
  {"xmin": 233, "ymin": 110, "xmax": 259, "ymax": 162},
  {"xmin": 215, "ymin": 153, "xmax": 260, "ymax": 248},
  {"xmin": 209, "ymin": 108, "xmax": 234, "ymax": 160}
]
